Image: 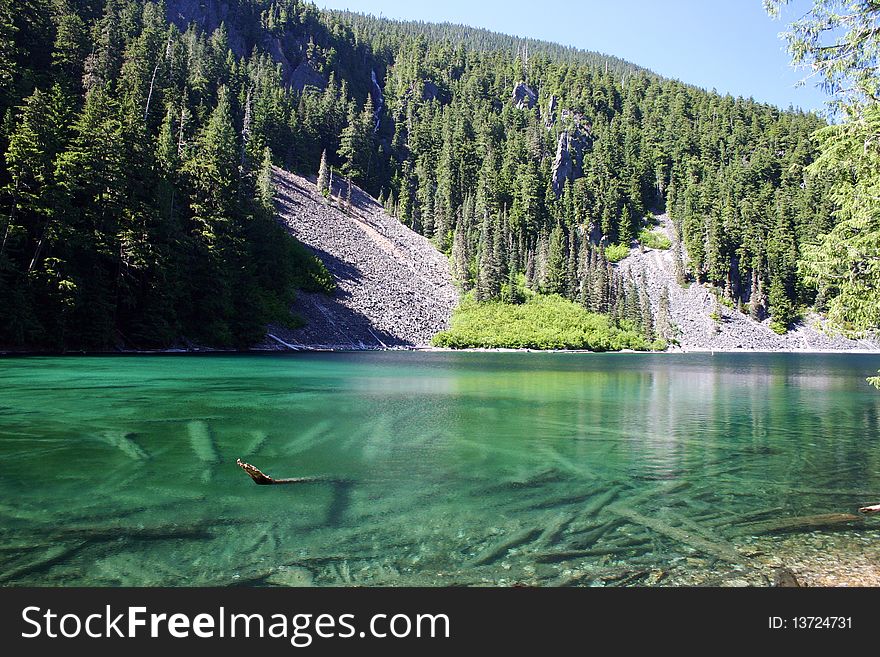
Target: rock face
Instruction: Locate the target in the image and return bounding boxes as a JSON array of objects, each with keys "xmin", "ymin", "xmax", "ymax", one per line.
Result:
[
  {"xmin": 421, "ymin": 79, "xmax": 440, "ymax": 102},
  {"xmin": 265, "ymin": 168, "xmax": 458, "ymax": 349},
  {"xmin": 512, "ymin": 81, "xmax": 537, "ymax": 110},
  {"xmin": 545, "ymin": 95, "xmax": 558, "ymax": 129},
  {"xmin": 617, "ymin": 215, "xmax": 880, "ymax": 351},
  {"xmin": 370, "ymin": 69, "xmax": 384, "ymax": 131},
  {"xmin": 165, "ymin": 0, "xmax": 326, "ymax": 92},
  {"xmin": 551, "ymin": 132, "xmax": 573, "ymax": 196},
  {"xmin": 550, "ymin": 111, "xmax": 593, "ymax": 195}
]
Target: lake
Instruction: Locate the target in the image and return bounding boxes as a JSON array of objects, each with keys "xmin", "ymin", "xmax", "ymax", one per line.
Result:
[{"xmin": 1, "ymin": 352, "xmax": 879, "ymax": 586}]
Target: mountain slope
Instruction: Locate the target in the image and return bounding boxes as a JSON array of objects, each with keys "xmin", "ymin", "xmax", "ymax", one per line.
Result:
[
  {"xmin": 617, "ymin": 216, "xmax": 879, "ymax": 351},
  {"xmin": 265, "ymin": 169, "xmax": 457, "ymax": 349}
]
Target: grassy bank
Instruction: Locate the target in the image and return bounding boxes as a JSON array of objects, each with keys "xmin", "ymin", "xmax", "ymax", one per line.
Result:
[{"xmin": 432, "ymin": 295, "xmax": 666, "ymax": 351}]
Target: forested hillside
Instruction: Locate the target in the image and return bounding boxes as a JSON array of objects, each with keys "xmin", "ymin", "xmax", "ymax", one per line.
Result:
[{"xmin": 0, "ymin": 0, "xmax": 844, "ymax": 350}]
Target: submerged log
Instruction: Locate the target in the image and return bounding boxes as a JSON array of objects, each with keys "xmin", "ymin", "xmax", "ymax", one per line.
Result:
[
  {"xmin": 731, "ymin": 513, "xmax": 864, "ymax": 537},
  {"xmin": 0, "ymin": 542, "xmax": 88, "ymax": 584},
  {"xmin": 580, "ymin": 485, "xmax": 623, "ymax": 518},
  {"xmin": 607, "ymin": 504, "xmax": 747, "ymax": 564},
  {"xmin": 538, "ymin": 511, "xmax": 578, "ymax": 547},
  {"xmin": 566, "ymin": 518, "xmax": 625, "ymax": 549},
  {"xmin": 535, "ymin": 536, "xmax": 653, "ymax": 563},
  {"xmin": 188, "ymin": 421, "xmax": 220, "ymax": 463},
  {"xmin": 99, "ymin": 430, "xmax": 149, "ymax": 460},
  {"xmin": 468, "ymin": 527, "xmax": 543, "ymax": 567}
]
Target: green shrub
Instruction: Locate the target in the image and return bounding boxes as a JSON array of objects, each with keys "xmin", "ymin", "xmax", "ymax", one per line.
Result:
[
  {"xmin": 637, "ymin": 228, "xmax": 672, "ymax": 250},
  {"xmin": 432, "ymin": 294, "xmax": 664, "ymax": 351},
  {"xmin": 603, "ymin": 243, "xmax": 631, "ymax": 263}
]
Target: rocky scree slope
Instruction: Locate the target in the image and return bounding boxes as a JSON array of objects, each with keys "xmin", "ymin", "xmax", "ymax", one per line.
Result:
[
  {"xmin": 262, "ymin": 168, "xmax": 458, "ymax": 349},
  {"xmin": 617, "ymin": 215, "xmax": 880, "ymax": 352}
]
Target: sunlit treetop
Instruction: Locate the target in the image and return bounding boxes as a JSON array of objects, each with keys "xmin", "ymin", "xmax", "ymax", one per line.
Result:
[{"xmin": 765, "ymin": 0, "xmax": 880, "ymax": 114}]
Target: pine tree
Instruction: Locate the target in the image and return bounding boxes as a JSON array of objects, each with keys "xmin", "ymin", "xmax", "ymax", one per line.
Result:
[
  {"xmin": 545, "ymin": 222, "xmax": 566, "ymax": 295},
  {"xmin": 451, "ymin": 220, "xmax": 473, "ymax": 292},
  {"xmin": 317, "ymin": 149, "xmax": 330, "ymax": 197},
  {"xmin": 257, "ymin": 146, "xmax": 275, "ymax": 213}
]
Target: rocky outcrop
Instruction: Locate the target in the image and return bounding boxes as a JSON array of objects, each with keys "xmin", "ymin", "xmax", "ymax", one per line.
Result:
[
  {"xmin": 617, "ymin": 215, "xmax": 880, "ymax": 352},
  {"xmin": 551, "ymin": 132, "xmax": 574, "ymax": 195},
  {"xmin": 264, "ymin": 168, "xmax": 458, "ymax": 349},
  {"xmin": 512, "ymin": 81, "xmax": 537, "ymax": 110},
  {"xmin": 165, "ymin": 0, "xmax": 327, "ymax": 92},
  {"xmin": 421, "ymin": 80, "xmax": 440, "ymax": 102},
  {"xmin": 545, "ymin": 95, "xmax": 558, "ymax": 129},
  {"xmin": 370, "ymin": 70, "xmax": 384, "ymax": 131},
  {"xmin": 550, "ymin": 110, "xmax": 593, "ymax": 195}
]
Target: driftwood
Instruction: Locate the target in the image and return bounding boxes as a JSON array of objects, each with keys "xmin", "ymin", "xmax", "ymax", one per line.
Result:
[
  {"xmin": 859, "ymin": 504, "xmax": 880, "ymax": 514},
  {"xmin": 237, "ymin": 459, "xmax": 327, "ymax": 485},
  {"xmin": 730, "ymin": 512, "xmax": 864, "ymax": 537},
  {"xmin": 607, "ymin": 503, "xmax": 747, "ymax": 564}
]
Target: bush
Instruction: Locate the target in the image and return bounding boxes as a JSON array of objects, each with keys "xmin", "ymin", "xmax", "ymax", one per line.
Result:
[
  {"xmin": 603, "ymin": 243, "xmax": 631, "ymax": 263},
  {"xmin": 637, "ymin": 228, "xmax": 672, "ymax": 250},
  {"xmin": 432, "ymin": 294, "xmax": 665, "ymax": 351}
]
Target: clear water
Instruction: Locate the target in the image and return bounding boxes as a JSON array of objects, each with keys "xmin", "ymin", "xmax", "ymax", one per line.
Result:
[{"xmin": 1, "ymin": 352, "xmax": 879, "ymax": 586}]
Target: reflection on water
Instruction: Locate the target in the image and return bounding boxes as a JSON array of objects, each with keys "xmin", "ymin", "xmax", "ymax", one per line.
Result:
[{"xmin": 0, "ymin": 352, "xmax": 879, "ymax": 586}]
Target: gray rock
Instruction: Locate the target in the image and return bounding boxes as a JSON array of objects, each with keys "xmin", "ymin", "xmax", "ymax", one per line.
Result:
[
  {"xmin": 264, "ymin": 169, "xmax": 458, "ymax": 350},
  {"xmin": 551, "ymin": 132, "xmax": 574, "ymax": 195},
  {"xmin": 545, "ymin": 95, "xmax": 558, "ymax": 129},
  {"xmin": 512, "ymin": 81, "xmax": 537, "ymax": 110},
  {"xmin": 616, "ymin": 214, "xmax": 880, "ymax": 352}
]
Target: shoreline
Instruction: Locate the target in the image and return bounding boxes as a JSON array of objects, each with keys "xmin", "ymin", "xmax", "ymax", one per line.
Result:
[{"xmin": 3, "ymin": 345, "xmax": 880, "ymax": 357}]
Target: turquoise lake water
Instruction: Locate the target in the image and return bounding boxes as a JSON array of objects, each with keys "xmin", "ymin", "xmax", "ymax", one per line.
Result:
[{"xmin": 1, "ymin": 352, "xmax": 879, "ymax": 586}]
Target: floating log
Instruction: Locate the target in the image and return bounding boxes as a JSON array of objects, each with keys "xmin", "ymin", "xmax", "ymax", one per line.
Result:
[
  {"xmin": 859, "ymin": 504, "xmax": 880, "ymax": 514},
  {"xmin": 607, "ymin": 503, "xmax": 747, "ymax": 564},
  {"xmin": 731, "ymin": 513, "xmax": 865, "ymax": 537},
  {"xmin": 468, "ymin": 527, "xmax": 543, "ymax": 567},
  {"xmin": 236, "ymin": 459, "xmax": 346, "ymax": 486}
]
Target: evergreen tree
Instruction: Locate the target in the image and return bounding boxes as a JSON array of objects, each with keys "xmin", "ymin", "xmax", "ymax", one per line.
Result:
[{"xmin": 317, "ymin": 148, "xmax": 330, "ymax": 197}]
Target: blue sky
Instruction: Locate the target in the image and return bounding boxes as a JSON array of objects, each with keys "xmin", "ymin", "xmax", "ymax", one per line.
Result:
[{"xmin": 315, "ymin": 0, "xmax": 827, "ymax": 113}]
